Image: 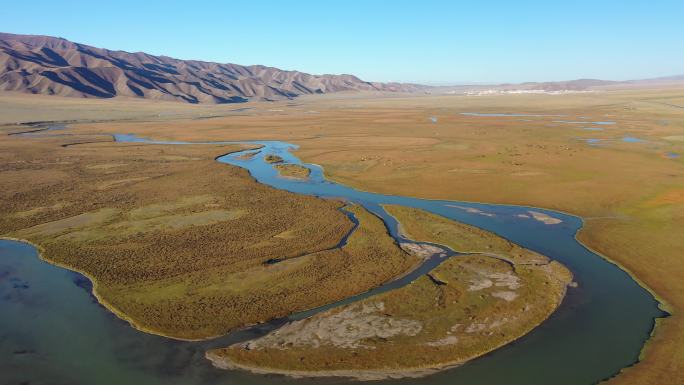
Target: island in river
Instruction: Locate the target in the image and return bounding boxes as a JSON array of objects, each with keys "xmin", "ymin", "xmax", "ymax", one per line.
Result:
[{"xmin": 274, "ymin": 163, "xmax": 311, "ymax": 179}]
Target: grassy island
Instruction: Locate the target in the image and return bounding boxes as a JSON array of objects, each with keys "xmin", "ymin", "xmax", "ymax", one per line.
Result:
[
  {"xmin": 264, "ymin": 154, "xmax": 283, "ymax": 163},
  {"xmin": 274, "ymin": 163, "xmax": 311, "ymax": 179}
]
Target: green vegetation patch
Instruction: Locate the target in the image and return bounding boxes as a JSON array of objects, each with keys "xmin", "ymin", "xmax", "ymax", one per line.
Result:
[
  {"xmin": 274, "ymin": 163, "xmax": 311, "ymax": 179},
  {"xmin": 264, "ymin": 154, "xmax": 284, "ymax": 163}
]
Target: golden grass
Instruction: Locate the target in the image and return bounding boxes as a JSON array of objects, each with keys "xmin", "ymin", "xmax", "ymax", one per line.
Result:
[
  {"xmin": 96, "ymin": 204, "xmax": 418, "ymax": 339},
  {"xmin": 0, "ymin": 134, "xmax": 360, "ymax": 339}
]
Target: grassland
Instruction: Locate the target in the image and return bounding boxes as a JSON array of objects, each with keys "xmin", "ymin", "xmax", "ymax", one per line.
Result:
[
  {"xmin": 92, "ymin": 204, "xmax": 417, "ymax": 340},
  {"xmin": 1, "ymin": 88, "xmax": 683, "ymax": 382},
  {"xmin": 207, "ymin": 207, "xmax": 572, "ymax": 379},
  {"xmin": 0, "ymin": 130, "xmax": 416, "ymax": 340},
  {"xmin": 274, "ymin": 163, "xmax": 311, "ymax": 179}
]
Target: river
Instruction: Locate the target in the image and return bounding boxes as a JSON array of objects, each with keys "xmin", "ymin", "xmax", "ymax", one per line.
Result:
[{"xmin": 0, "ymin": 133, "xmax": 666, "ymax": 385}]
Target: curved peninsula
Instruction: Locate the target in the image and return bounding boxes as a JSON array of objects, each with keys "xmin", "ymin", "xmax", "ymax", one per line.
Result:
[{"xmin": 206, "ymin": 206, "xmax": 573, "ymax": 379}]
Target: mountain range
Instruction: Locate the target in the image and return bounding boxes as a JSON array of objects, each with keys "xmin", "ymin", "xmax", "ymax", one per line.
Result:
[
  {"xmin": 0, "ymin": 33, "xmax": 427, "ymax": 104},
  {"xmin": 1, "ymin": 32, "xmax": 681, "ymax": 104}
]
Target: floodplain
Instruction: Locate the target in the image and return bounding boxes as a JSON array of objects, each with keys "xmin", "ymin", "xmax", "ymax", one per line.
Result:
[{"xmin": 1, "ymin": 87, "xmax": 683, "ymax": 384}]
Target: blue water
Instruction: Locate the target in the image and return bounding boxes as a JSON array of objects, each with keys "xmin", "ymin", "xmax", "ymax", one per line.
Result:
[
  {"xmin": 622, "ymin": 137, "xmax": 644, "ymax": 143},
  {"xmin": 667, "ymin": 152, "xmax": 680, "ymax": 159},
  {"xmin": 1, "ymin": 133, "xmax": 666, "ymax": 385}
]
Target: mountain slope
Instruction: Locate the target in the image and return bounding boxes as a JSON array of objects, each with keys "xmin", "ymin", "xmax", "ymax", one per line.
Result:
[{"xmin": 0, "ymin": 33, "xmax": 427, "ymax": 104}]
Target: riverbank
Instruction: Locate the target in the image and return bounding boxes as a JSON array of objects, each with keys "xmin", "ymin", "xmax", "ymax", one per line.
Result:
[{"xmin": 205, "ymin": 350, "xmax": 463, "ymax": 381}]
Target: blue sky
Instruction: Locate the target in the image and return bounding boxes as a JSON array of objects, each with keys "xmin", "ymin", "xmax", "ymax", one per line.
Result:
[{"xmin": 3, "ymin": 0, "xmax": 683, "ymax": 83}]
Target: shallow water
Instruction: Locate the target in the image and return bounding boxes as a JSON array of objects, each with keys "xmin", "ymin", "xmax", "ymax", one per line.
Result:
[{"xmin": 1, "ymin": 134, "xmax": 666, "ymax": 385}]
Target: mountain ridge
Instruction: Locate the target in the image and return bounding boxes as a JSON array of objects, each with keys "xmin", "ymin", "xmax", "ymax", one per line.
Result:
[{"xmin": 0, "ymin": 32, "xmax": 428, "ymax": 104}]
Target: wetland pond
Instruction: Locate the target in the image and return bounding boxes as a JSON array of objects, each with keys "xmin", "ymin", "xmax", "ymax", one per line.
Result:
[{"xmin": 0, "ymin": 133, "xmax": 666, "ymax": 385}]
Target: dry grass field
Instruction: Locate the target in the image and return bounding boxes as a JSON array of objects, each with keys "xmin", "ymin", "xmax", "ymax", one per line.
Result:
[
  {"xmin": 1, "ymin": 87, "xmax": 683, "ymax": 382},
  {"xmin": 208, "ymin": 206, "xmax": 571, "ymax": 379}
]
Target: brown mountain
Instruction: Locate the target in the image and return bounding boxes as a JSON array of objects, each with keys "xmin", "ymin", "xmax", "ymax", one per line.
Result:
[{"xmin": 0, "ymin": 33, "xmax": 428, "ymax": 104}]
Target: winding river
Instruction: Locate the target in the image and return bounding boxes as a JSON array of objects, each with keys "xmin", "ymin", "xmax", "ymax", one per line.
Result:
[{"xmin": 1, "ymin": 133, "xmax": 666, "ymax": 385}]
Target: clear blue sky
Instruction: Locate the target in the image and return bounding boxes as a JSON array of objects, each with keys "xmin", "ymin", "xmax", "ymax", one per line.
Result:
[{"xmin": 3, "ymin": 0, "xmax": 683, "ymax": 84}]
